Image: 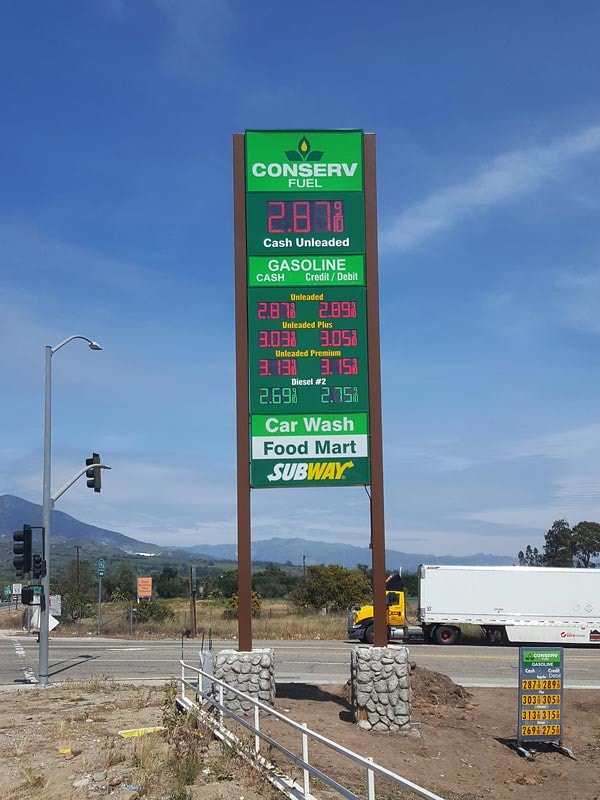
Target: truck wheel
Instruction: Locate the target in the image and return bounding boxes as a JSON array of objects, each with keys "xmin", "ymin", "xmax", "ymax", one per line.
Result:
[
  {"xmin": 433, "ymin": 625, "xmax": 460, "ymax": 646},
  {"xmin": 363, "ymin": 624, "xmax": 374, "ymax": 644}
]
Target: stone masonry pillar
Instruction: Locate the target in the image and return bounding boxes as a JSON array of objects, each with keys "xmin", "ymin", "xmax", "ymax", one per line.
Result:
[
  {"xmin": 214, "ymin": 649, "xmax": 275, "ymax": 715},
  {"xmin": 351, "ymin": 645, "xmax": 412, "ymax": 732}
]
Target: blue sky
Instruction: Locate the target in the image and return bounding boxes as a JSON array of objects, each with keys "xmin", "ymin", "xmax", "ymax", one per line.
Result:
[{"xmin": 2, "ymin": 1, "xmax": 600, "ymax": 559}]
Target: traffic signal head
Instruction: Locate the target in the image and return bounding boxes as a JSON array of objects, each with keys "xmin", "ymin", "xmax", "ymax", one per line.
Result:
[
  {"xmin": 86, "ymin": 452, "xmax": 101, "ymax": 492},
  {"xmin": 13, "ymin": 525, "xmax": 33, "ymax": 577},
  {"xmin": 21, "ymin": 587, "xmax": 35, "ymax": 605},
  {"xmin": 32, "ymin": 554, "xmax": 45, "ymax": 580}
]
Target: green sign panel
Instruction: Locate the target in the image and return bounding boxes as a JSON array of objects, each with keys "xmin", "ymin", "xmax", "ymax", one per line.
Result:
[
  {"xmin": 245, "ymin": 130, "xmax": 370, "ymax": 488},
  {"xmin": 518, "ymin": 647, "xmax": 564, "ymax": 745},
  {"xmin": 245, "ymin": 130, "xmax": 363, "ymax": 192}
]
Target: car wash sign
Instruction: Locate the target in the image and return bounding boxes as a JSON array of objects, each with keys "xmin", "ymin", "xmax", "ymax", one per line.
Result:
[{"xmin": 244, "ymin": 130, "xmax": 371, "ymax": 488}]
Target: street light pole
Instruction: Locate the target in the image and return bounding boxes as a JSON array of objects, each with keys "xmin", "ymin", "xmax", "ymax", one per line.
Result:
[{"xmin": 39, "ymin": 335, "xmax": 102, "ymax": 687}]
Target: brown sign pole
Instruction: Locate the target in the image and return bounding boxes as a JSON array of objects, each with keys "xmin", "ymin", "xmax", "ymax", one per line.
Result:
[
  {"xmin": 233, "ymin": 133, "xmax": 252, "ymax": 652},
  {"xmin": 233, "ymin": 130, "xmax": 386, "ymax": 652},
  {"xmin": 364, "ymin": 134, "xmax": 387, "ymax": 647}
]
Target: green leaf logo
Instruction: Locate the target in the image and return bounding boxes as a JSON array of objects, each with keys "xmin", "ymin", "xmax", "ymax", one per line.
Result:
[{"xmin": 285, "ymin": 135, "xmax": 324, "ymax": 163}]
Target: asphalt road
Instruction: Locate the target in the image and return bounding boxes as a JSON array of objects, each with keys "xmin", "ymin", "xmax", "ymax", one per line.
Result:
[{"xmin": 2, "ymin": 633, "xmax": 600, "ymax": 689}]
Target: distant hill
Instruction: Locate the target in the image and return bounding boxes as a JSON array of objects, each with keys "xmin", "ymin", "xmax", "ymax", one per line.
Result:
[
  {"xmin": 182, "ymin": 536, "xmax": 514, "ymax": 572},
  {"xmin": 0, "ymin": 495, "xmax": 161, "ymax": 553},
  {"xmin": 0, "ymin": 495, "xmax": 514, "ymax": 576}
]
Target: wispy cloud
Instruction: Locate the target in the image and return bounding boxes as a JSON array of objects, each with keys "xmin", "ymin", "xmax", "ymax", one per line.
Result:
[
  {"xmin": 556, "ymin": 269, "xmax": 600, "ymax": 334},
  {"xmin": 381, "ymin": 125, "xmax": 600, "ymax": 252},
  {"xmin": 152, "ymin": 0, "xmax": 236, "ymax": 85}
]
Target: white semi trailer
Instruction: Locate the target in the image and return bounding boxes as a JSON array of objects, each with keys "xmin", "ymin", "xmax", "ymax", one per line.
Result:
[
  {"xmin": 348, "ymin": 564, "xmax": 600, "ymax": 645},
  {"xmin": 418, "ymin": 564, "xmax": 600, "ymax": 645}
]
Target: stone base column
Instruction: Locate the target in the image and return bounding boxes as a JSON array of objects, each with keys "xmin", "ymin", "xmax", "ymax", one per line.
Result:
[
  {"xmin": 214, "ymin": 649, "xmax": 275, "ymax": 715},
  {"xmin": 351, "ymin": 646, "xmax": 412, "ymax": 732}
]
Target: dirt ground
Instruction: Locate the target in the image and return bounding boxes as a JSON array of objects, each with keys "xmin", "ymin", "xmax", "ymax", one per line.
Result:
[{"xmin": 0, "ymin": 665, "xmax": 599, "ymax": 800}]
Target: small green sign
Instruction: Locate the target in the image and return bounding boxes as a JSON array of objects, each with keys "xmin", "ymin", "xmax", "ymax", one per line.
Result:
[
  {"xmin": 98, "ymin": 558, "xmax": 105, "ymax": 577},
  {"xmin": 248, "ymin": 254, "xmax": 365, "ymax": 288}
]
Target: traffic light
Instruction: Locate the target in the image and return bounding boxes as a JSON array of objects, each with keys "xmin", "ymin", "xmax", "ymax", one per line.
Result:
[
  {"xmin": 86, "ymin": 452, "xmax": 101, "ymax": 492},
  {"xmin": 32, "ymin": 554, "xmax": 45, "ymax": 580},
  {"xmin": 13, "ymin": 525, "xmax": 33, "ymax": 578},
  {"xmin": 21, "ymin": 587, "xmax": 35, "ymax": 605}
]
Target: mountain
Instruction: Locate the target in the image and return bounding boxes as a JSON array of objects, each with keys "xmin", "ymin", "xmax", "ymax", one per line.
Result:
[
  {"xmin": 182, "ymin": 537, "xmax": 515, "ymax": 572},
  {"xmin": 0, "ymin": 495, "xmax": 515, "ymax": 574},
  {"xmin": 0, "ymin": 495, "xmax": 161, "ymax": 552}
]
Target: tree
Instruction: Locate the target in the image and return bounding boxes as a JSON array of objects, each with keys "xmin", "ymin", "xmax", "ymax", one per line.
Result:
[
  {"xmin": 517, "ymin": 545, "xmax": 544, "ymax": 566},
  {"xmin": 543, "ymin": 519, "xmax": 575, "ymax": 566},
  {"xmin": 54, "ymin": 559, "xmax": 95, "ymax": 622},
  {"xmin": 292, "ymin": 564, "xmax": 371, "ymax": 612},
  {"xmin": 104, "ymin": 562, "xmax": 137, "ymax": 601},
  {"xmin": 223, "ymin": 592, "xmax": 262, "ymax": 619},
  {"xmin": 252, "ymin": 563, "xmax": 298, "ymax": 598},
  {"xmin": 153, "ymin": 567, "xmax": 187, "ymax": 598},
  {"xmin": 572, "ymin": 521, "xmax": 600, "ymax": 568},
  {"xmin": 217, "ymin": 569, "xmax": 239, "ymax": 598}
]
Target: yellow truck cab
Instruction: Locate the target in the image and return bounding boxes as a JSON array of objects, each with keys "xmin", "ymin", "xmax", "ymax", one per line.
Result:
[{"xmin": 347, "ymin": 571, "xmax": 422, "ymax": 644}]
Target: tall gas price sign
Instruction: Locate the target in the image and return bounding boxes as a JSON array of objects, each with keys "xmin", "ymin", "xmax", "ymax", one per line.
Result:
[{"xmin": 234, "ymin": 130, "xmax": 386, "ymax": 651}]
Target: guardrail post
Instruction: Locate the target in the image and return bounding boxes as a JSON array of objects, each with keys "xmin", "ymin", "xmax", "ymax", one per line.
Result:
[
  {"xmin": 302, "ymin": 722, "xmax": 310, "ymax": 798},
  {"xmin": 366, "ymin": 756, "xmax": 375, "ymax": 800},
  {"xmin": 254, "ymin": 705, "xmax": 260, "ymax": 754},
  {"xmin": 180, "ymin": 662, "xmax": 186, "ymax": 701}
]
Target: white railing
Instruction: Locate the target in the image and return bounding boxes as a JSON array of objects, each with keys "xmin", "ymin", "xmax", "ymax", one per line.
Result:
[{"xmin": 178, "ymin": 658, "xmax": 445, "ymax": 800}]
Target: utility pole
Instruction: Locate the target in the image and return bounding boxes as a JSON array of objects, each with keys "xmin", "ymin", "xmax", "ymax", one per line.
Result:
[
  {"xmin": 74, "ymin": 545, "xmax": 81, "ymax": 623},
  {"xmin": 188, "ymin": 566, "xmax": 197, "ymax": 639}
]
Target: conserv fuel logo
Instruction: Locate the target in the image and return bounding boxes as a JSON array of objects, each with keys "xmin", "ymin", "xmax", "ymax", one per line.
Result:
[
  {"xmin": 284, "ymin": 135, "xmax": 324, "ymax": 163},
  {"xmin": 245, "ymin": 129, "xmax": 363, "ymax": 192}
]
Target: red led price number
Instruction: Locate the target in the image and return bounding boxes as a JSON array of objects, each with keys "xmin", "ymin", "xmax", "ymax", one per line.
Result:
[
  {"xmin": 319, "ymin": 301, "xmax": 357, "ymax": 318},
  {"xmin": 321, "ymin": 357, "xmax": 359, "ymax": 376},
  {"xmin": 319, "ymin": 329, "xmax": 357, "ymax": 347},
  {"xmin": 267, "ymin": 200, "xmax": 344, "ymax": 234},
  {"xmin": 258, "ymin": 330, "xmax": 297, "ymax": 348},
  {"xmin": 257, "ymin": 301, "xmax": 296, "ymax": 320},
  {"xmin": 259, "ymin": 358, "xmax": 297, "ymax": 377}
]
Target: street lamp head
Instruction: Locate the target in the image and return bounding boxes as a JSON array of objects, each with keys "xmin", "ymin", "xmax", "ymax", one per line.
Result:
[{"xmin": 88, "ymin": 341, "xmax": 103, "ymax": 351}]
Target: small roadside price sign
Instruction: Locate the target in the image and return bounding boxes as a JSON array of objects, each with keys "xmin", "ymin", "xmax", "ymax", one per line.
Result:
[{"xmin": 518, "ymin": 647, "xmax": 564, "ymax": 747}]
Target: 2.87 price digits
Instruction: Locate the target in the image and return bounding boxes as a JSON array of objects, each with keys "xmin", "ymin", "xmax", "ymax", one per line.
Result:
[
  {"xmin": 257, "ymin": 301, "xmax": 296, "ymax": 320},
  {"xmin": 267, "ymin": 200, "xmax": 344, "ymax": 234},
  {"xmin": 521, "ymin": 679, "xmax": 561, "ymax": 691},
  {"xmin": 259, "ymin": 359, "xmax": 297, "ymax": 377}
]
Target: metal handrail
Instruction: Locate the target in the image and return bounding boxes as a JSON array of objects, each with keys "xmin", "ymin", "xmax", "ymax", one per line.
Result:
[{"xmin": 178, "ymin": 658, "xmax": 445, "ymax": 800}]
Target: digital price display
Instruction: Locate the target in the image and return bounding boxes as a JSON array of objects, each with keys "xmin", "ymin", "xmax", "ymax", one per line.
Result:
[
  {"xmin": 244, "ymin": 129, "xmax": 371, "ymax": 488},
  {"xmin": 517, "ymin": 648, "xmax": 564, "ymax": 747},
  {"xmin": 246, "ymin": 192, "xmax": 366, "ymax": 256},
  {"xmin": 248, "ymin": 287, "xmax": 368, "ymax": 415},
  {"xmin": 267, "ymin": 200, "xmax": 345, "ymax": 233}
]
